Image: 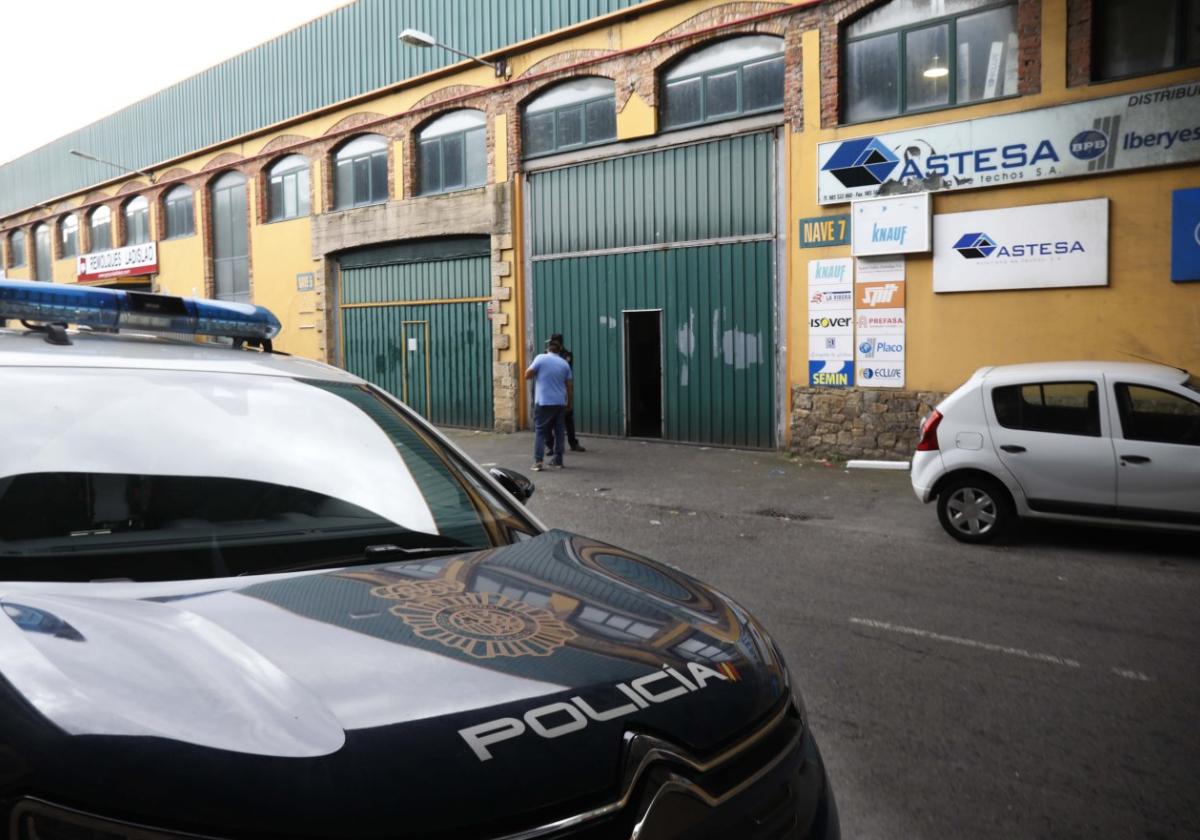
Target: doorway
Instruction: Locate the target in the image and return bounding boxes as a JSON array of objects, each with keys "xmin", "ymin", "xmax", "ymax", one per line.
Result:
[{"xmin": 624, "ymin": 310, "xmax": 662, "ymax": 438}]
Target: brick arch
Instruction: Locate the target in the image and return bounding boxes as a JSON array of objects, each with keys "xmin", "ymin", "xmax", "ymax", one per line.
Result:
[
  {"xmin": 81, "ymin": 191, "xmax": 111, "ymax": 205},
  {"xmin": 652, "ymin": 24, "xmax": 786, "ymax": 74},
  {"xmin": 410, "ymin": 85, "xmax": 486, "ymax": 112},
  {"xmin": 159, "ymin": 167, "xmax": 194, "ymax": 182},
  {"xmin": 323, "ymin": 112, "xmax": 387, "ymax": 136},
  {"xmin": 411, "ymin": 103, "xmax": 488, "ymax": 135},
  {"xmin": 258, "ymin": 133, "xmax": 311, "ymax": 156},
  {"xmin": 116, "ymin": 180, "xmax": 151, "ymax": 196},
  {"xmin": 653, "ymin": 2, "xmax": 788, "ymax": 42},
  {"xmin": 201, "ymin": 152, "xmax": 245, "ymax": 173},
  {"xmin": 518, "ymin": 49, "xmax": 617, "ymax": 79}
]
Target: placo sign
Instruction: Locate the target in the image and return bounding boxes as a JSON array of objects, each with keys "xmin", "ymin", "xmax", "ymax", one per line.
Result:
[
  {"xmin": 799, "ymin": 214, "xmax": 851, "ymax": 248},
  {"xmin": 854, "ymin": 256, "xmax": 905, "ymax": 388},
  {"xmin": 933, "ymin": 198, "xmax": 1109, "ymax": 293},
  {"xmin": 1172, "ymin": 188, "xmax": 1200, "ymax": 282},
  {"xmin": 77, "ymin": 242, "xmax": 158, "ymax": 283},
  {"xmin": 851, "ymin": 194, "xmax": 931, "ymax": 256},
  {"xmin": 807, "ymin": 258, "xmax": 854, "ymax": 387},
  {"xmin": 817, "ymin": 81, "xmax": 1200, "ymax": 204}
]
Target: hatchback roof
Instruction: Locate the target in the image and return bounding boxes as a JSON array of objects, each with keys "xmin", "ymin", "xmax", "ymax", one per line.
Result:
[
  {"xmin": 981, "ymin": 360, "xmax": 1189, "ymax": 386},
  {"xmin": 0, "ymin": 326, "xmax": 359, "ymax": 382}
]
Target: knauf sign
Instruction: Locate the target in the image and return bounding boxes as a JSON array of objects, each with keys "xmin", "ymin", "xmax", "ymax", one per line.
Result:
[
  {"xmin": 851, "ymin": 194, "xmax": 931, "ymax": 256},
  {"xmin": 817, "ymin": 81, "xmax": 1200, "ymax": 205}
]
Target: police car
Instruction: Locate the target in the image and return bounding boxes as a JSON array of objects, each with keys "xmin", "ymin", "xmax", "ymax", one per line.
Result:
[{"xmin": 0, "ymin": 281, "xmax": 837, "ymax": 839}]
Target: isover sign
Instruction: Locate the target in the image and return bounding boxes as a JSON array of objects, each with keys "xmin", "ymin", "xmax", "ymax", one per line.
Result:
[{"xmin": 817, "ymin": 81, "xmax": 1200, "ymax": 204}]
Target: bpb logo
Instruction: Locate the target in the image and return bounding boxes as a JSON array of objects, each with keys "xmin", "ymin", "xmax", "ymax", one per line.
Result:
[
  {"xmin": 822, "ymin": 137, "xmax": 900, "ymax": 188},
  {"xmin": 1069, "ymin": 129, "xmax": 1109, "ymax": 161},
  {"xmin": 952, "ymin": 232, "xmax": 997, "ymax": 259}
]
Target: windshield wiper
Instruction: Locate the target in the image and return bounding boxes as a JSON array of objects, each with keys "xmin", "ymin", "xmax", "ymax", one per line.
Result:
[
  {"xmin": 240, "ymin": 543, "xmax": 489, "ymax": 576},
  {"xmin": 363, "ymin": 543, "xmax": 488, "ymax": 558}
]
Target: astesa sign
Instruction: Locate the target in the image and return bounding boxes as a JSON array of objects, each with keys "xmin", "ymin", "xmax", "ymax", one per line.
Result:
[
  {"xmin": 817, "ymin": 81, "xmax": 1200, "ymax": 205},
  {"xmin": 933, "ymin": 198, "xmax": 1108, "ymax": 293},
  {"xmin": 77, "ymin": 242, "xmax": 158, "ymax": 283}
]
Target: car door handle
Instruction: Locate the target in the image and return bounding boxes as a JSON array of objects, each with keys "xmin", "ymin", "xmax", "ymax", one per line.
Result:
[
  {"xmin": 1119, "ymin": 455, "xmax": 1151, "ymax": 464},
  {"xmin": 999, "ymin": 445, "xmax": 1026, "ymax": 453}
]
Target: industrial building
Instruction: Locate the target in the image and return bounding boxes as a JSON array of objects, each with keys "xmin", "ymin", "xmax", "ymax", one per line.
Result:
[{"xmin": 2, "ymin": 0, "xmax": 1196, "ymax": 455}]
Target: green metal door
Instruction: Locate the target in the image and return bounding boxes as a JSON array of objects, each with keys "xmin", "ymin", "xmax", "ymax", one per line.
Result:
[
  {"xmin": 340, "ymin": 239, "xmax": 492, "ymax": 429},
  {"xmin": 528, "ymin": 132, "xmax": 776, "ymax": 448}
]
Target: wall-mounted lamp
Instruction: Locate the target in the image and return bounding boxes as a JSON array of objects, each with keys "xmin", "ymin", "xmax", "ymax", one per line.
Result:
[
  {"xmin": 69, "ymin": 149, "xmax": 157, "ymax": 183},
  {"xmin": 399, "ymin": 27, "xmax": 510, "ymax": 79}
]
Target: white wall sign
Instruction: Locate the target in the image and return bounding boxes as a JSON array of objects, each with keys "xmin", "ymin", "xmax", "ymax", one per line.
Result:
[
  {"xmin": 807, "ymin": 258, "xmax": 855, "ymax": 386},
  {"xmin": 76, "ymin": 242, "xmax": 158, "ymax": 284},
  {"xmin": 851, "ymin": 193, "xmax": 931, "ymax": 256},
  {"xmin": 854, "ymin": 256, "xmax": 905, "ymax": 388},
  {"xmin": 933, "ymin": 198, "xmax": 1109, "ymax": 293},
  {"xmin": 818, "ymin": 81, "xmax": 1200, "ymax": 204}
]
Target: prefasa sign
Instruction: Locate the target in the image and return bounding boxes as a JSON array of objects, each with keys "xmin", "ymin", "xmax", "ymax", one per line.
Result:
[
  {"xmin": 818, "ymin": 81, "xmax": 1200, "ymax": 204},
  {"xmin": 77, "ymin": 242, "xmax": 158, "ymax": 283}
]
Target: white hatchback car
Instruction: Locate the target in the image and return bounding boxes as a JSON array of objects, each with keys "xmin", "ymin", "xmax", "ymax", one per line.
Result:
[{"xmin": 911, "ymin": 362, "xmax": 1200, "ymax": 543}]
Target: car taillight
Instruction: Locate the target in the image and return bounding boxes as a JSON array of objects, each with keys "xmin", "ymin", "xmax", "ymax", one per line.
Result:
[{"xmin": 916, "ymin": 410, "xmax": 943, "ymax": 451}]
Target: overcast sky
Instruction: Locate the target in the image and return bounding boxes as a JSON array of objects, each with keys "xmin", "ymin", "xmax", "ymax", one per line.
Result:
[{"xmin": 0, "ymin": 0, "xmax": 349, "ymax": 166}]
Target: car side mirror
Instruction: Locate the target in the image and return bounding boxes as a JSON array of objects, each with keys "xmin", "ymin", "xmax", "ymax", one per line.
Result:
[{"xmin": 489, "ymin": 467, "xmax": 535, "ymax": 504}]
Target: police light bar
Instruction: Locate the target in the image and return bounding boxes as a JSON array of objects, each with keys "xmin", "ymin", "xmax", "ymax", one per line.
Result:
[{"xmin": 0, "ymin": 280, "xmax": 281, "ymax": 340}]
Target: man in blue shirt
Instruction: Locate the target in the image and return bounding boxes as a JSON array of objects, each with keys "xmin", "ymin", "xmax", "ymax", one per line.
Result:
[{"xmin": 524, "ymin": 336, "xmax": 573, "ymax": 471}]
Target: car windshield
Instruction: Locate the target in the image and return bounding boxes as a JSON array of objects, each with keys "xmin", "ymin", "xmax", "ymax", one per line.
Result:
[{"xmin": 0, "ymin": 368, "xmax": 529, "ymax": 582}]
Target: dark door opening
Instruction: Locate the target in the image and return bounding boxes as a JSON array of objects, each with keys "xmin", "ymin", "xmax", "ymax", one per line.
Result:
[{"xmin": 625, "ymin": 310, "xmax": 663, "ymax": 438}]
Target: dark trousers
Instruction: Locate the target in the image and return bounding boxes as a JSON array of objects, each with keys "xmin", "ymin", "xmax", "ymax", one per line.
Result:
[
  {"xmin": 533, "ymin": 404, "xmax": 567, "ymax": 465},
  {"xmin": 565, "ymin": 408, "xmax": 579, "ymax": 448}
]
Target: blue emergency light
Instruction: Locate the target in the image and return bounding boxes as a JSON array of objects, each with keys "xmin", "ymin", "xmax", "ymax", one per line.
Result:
[{"xmin": 0, "ymin": 280, "xmax": 280, "ymax": 341}]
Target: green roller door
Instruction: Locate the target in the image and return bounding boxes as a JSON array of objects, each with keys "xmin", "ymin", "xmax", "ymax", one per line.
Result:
[
  {"xmin": 340, "ymin": 241, "xmax": 492, "ymax": 429},
  {"xmin": 529, "ymin": 132, "xmax": 776, "ymax": 448}
]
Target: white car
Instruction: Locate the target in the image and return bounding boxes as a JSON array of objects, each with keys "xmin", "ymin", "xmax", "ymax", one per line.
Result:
[{"xmin": 911, "ymin": 361, "xmax": 1200, "ymax": 543}]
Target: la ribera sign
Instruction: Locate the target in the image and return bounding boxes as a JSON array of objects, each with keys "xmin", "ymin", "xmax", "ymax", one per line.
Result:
[{"xmin": 818, "ymin": 81, "xmax": 1200, "ymax": 205}]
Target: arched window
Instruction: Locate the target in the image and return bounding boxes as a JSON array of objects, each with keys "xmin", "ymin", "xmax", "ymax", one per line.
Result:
[
  {"xmin": 163, "ymin": 185, "xmax": 195, "ymax": 239},
  {"xmin": 124, "ymin": 196, "xmax": 150, "ymax": 245},
  {"xmin": 8, "ymin": 229, "xmax": 26, "ymax": 267},
  {"xmin": 333, "ymin": 134, "xmax": 389, "ymax": 210},
  {"xmin": 267, "ymin": 154, "xmax": 311, "ymax": 221},
  {"xmin": 523, "ymin": 77, "xmax": 617, "ymax": 158},
  {"xmin": 843, "ymin": 0, "xmax": 1017, "ymax": 122},
  {"xmin": 89, "ymin": 206, "xmax": 112, "ymax": 253},
  {"xmin": 418, "ymin": 110, "xmax": 487, "ymax": 195},
  {"xmin": 33, "ymin": 224, "xmax": 52, "ymax": 282},
  {"xmin": 661, "ymin": 36, "xmax": 785, "ymax": 130},
  {"xmin": 59, "ymin": 214, "xmax": 79, "ymax": 258},
  {"xmin": 211, "ymin": 171, "xmax": 249, "ymax": 303}
]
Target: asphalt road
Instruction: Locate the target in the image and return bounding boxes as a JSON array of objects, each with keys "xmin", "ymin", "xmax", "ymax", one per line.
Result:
[{"xmin": 447, "ymin": 429, "xmax": 1200, "ymax": 840}]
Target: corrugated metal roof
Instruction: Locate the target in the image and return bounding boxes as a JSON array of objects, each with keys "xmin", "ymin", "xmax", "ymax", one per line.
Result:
[{"xmin": 0, "ymin": 0, "xmax": 648, "ymax": 217}]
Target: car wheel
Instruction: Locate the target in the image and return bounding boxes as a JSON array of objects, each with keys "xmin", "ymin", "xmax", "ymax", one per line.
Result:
[{"xmin": 936, "ymin": 475, "xmax": 1012, "ymax": 544}]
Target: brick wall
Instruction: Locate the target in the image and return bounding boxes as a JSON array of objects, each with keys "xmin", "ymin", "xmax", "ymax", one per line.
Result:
[{"xmin": 1066, "ymin": 0, "xmax": 1093, "ymax": 87}]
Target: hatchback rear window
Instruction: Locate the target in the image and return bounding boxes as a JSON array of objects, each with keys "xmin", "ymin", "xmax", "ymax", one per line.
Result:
[{"xmin": 992, "ymin": 381, "xmax": 1100, "ymax": 437}]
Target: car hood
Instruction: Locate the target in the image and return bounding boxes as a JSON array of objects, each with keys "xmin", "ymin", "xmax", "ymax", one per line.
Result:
[{"xmin": 0, "ymin": 530, "xmax": 788, "ymax": 837}]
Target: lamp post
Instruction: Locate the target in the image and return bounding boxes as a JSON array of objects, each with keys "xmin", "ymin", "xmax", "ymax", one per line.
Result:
[
  {"xmin": 69, "ymin": 149, "xmax": 156, "ymax": 183},
  {"xmin": 398, "ymin": 28, "xmax": 509, "ymax": 78}
]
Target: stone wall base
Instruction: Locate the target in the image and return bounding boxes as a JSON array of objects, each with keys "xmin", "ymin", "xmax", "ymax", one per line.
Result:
[
  {"xmin": 493, "ymin": 361, "xmax": 519, "ymax": 433},
  {"xmin": 790, "ymin": 386, "xmax": 945, "ymax": 460}
]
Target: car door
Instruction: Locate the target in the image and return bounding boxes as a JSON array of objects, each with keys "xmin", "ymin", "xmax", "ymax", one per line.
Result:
[
  {"xmin": 986, "ymin": 379, "xmax": 1118, "ymax": 514},
  {"xmin": 1110, "ymin": 379, "xmax": 1200, "ymax": 523}
]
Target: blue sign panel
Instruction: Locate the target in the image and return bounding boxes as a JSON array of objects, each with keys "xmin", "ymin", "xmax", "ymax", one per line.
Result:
[
  {"xmin": 809, "ymin": 359, "xmax": 854, "ymax": 387},
  {"xmin": 798, "ymin": 214, "xmax": 851, "ymax": 248},
  {"xmin": 1172, "ymin": 188, "xmax": 1200, "ymax": 283}
]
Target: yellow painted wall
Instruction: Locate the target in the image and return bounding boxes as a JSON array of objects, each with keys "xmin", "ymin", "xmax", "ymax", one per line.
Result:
[
  {"xmin": 156, "ymin": 230, "xmax": 205, "ymax": 299},
  {"xmin": 248, "ymin": 184, "xmax": 323, "ymax": 359},
  {"xmin": 790, "ymin": 0, "xmax": 1200, "ymax": 402},
  {"xmin": 617, "ymin": 91, "xmax": 656, "ymax": 140}
]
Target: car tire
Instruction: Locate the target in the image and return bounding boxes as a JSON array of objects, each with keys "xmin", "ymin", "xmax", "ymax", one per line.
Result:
[{"xmin": 936, "ymin": 474, "xmax": 1012, "ymax": 544}]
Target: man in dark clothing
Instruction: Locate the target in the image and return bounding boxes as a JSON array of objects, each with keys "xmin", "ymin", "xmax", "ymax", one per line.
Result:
[{"xmin": 547, "ymin": 333, "xmax": 586, "ymax": 452}]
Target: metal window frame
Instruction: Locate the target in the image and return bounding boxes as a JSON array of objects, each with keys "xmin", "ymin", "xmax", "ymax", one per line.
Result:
[
  {"xmin": 59, "ymin": 215, "xmax": 78, "ymax": 258},
  {"xmin": 842, "ymin": 0, "xmax": 1018, "ymax": 121},
  {"xmin": 418, "ymin": 125, "xmax": 488, "ymax": 195},
  {"xmin": 164, "ymin": 188, "xmax": 195, "ymax": 239},
  {"xmin": 9, "ymin": 229, "xmax": 25, "ymax": 266},
  {"xmin": 660, "ymin": 51, "xmax": 785, "ymax": 131},
  {"xmin": 267, "ymin": 165, "xmax": 311, "ymax": 222},
  {"xmin": 522, "ymin": 93, "xmax": 618, "ymax": 159},
  {"xmin": 124, "ymin": 203, "xmax": 150, "ymax": 246},
  {"xmin": 1091, "ymin": 0, "xmax": 1199, "ymax": 81},
  {"xmin": 334, "ymin": 147, "xmax": 389, "ymax": 210},
  {"xmin": 33, "ymin": 224, "xmax": 52, "ymax": 282}
]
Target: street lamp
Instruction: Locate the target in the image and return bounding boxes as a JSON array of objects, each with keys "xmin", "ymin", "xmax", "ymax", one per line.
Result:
[
  {"xmin": 398, "ymin": 27, "xmax": 509, "ymax": 78},
  {"xmin": 69, "ymin": 149, "xmax": 157, "ymax": 183}
]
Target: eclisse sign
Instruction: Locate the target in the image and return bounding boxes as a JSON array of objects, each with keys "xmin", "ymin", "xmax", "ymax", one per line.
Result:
[{"xmin": 77, "ymin": 242, "xmax": 158, "ymax": 283}]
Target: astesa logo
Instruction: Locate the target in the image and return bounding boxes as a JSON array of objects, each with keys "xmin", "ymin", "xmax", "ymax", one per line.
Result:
[
  {"xmin": 822, "ymin": 137, "xmax": 900, "ymax": 188},
  {"xmin": 953, "ymin": 232, "xmax": 1086, "ymax": 260},
  {"xmin": 1069, "ymin": 129, "xmax": 1109, "ymax": 161},
  {"xmin": 953, "ymin": 232, "xmax": 997, "ymax": 259}
]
